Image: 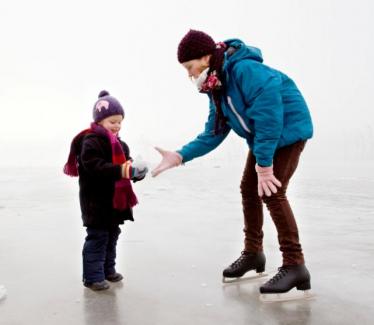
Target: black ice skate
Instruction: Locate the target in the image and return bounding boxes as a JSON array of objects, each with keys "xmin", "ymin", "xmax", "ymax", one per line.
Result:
[
  {"xmin": 222, "ymin": 251, "xmax": 267, "ymax": 283},
  {"xmin": 259, "ymin": 264, "xmax": 314, "ymax": 302}
]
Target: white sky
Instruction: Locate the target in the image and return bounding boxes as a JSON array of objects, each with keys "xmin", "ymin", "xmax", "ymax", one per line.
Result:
[{"xmin": 1, "ymin": 0, "xmax": 373, "ymax": 167}]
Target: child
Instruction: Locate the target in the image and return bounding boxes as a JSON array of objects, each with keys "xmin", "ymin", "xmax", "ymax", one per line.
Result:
[{"xmin": 64, "ymin": 90, "xmax": 148, "ymax": 290}]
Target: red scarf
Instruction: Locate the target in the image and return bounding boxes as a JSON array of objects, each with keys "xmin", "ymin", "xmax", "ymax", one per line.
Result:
[{"xmin": 64, "ymin": 123, "xmax": 138, "ymax": 211}]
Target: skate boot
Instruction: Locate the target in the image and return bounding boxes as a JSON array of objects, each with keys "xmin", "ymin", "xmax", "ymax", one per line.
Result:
[
  {"xmin": 84, "ymin": 280, "xmax": 110, "ymax": 291},
  {"xmin": 222, "ymin": 251, "xmax": 266, "ymax": 283},
  {"xmin": 259, "ymin": 264, "xmax": 313, "ymax": 302}
]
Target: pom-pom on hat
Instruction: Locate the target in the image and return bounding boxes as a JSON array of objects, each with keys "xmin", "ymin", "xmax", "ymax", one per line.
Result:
[
  {"xmin": 177, "ymin": 29, "xmax": 216, "ymax": 63},
  {"xmin": 93, "ymin": 90, "xmax": 124, "ymax": 122}
]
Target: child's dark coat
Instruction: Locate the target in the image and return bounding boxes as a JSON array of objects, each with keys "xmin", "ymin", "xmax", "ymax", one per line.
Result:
[{"xmin": 77, "ymin": 133, "xmax": 134, "ymax": 227}]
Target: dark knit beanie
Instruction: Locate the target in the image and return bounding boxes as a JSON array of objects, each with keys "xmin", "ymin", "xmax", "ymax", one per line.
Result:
[
  {"xmin": 93, "ymin": 90, "xmax": 124, "ymax": 122},
  {"xmin": 177, "ymin": 29, "xmax": 216, "ymax": 63}
]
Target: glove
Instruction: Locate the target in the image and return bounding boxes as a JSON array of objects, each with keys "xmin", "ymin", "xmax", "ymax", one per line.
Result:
[
  {"xmin": 255, "ymin": 164, "xmax": 282, "ymax": 197},
  {"xmin": 131, "ymin": 166, "xmax": 148, "ymax": 182},
  {"xmin": 131, "ymin": 158, "xmax": 149, "ymax": 182},
  {"xmin": 151, "ymin": 147, "xmax": 182, "ymax": 177}
]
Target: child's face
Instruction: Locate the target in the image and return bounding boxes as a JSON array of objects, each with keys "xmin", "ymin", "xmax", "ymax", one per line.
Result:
[{"xmin": 98, "ymin": 114, "xmax": 123, "ymax": 135}]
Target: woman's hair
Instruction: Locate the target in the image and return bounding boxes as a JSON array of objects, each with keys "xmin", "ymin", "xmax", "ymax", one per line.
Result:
[{"xmin": 209, "ymin": 46, "xmax": 227, "ymax": 134}]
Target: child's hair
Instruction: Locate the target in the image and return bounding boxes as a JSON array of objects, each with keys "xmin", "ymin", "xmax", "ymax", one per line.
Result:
[{"xmin": 93, "ymin": 90, "xmax": 124, "ymax": 122}]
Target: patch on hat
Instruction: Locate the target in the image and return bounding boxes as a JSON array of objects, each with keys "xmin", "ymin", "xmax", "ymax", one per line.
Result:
[{"xmin": 95, "ymin": 100, "xmax": 110, "ymax": 112}]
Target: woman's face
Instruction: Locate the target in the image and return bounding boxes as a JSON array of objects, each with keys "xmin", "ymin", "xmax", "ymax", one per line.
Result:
[{"xmin": 181, "ymin": 55, "xmax": 211, "ymax": 79}]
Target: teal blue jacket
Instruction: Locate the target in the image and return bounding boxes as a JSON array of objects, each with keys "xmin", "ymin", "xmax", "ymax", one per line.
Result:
[{"xmin": 177, "ymin": 39, "xmax": 313, "ymax": 167}]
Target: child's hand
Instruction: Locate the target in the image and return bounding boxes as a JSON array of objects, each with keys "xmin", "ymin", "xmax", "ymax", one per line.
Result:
[{"xmin": 151, "ymin": 147, "xmax": 182, "ymax": 177}]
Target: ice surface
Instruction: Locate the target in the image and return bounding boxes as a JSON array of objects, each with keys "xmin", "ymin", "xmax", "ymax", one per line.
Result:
[{"xmin": 0, "ymin": 160, "xmax": 374, "ymax": 324}]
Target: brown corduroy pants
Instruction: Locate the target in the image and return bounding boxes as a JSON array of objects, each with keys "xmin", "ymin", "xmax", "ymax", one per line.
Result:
[{"xmin": 240, "ymin": 141, "xmax": 306, "ymax": 266}]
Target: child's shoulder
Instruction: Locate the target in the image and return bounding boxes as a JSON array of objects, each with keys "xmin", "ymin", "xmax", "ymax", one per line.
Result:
[
  {"xmin": 81, "ymin": 132, "xmax": 108, "ymax": 148},
  {"xmin": 82, "ymin": 133, "xmax": 99, "ymax": 140}
]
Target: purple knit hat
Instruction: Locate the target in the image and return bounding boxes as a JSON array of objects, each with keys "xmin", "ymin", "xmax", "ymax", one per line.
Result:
[
  {"xmin": 177, "ymin": 29, "xmax": 216, "ymax": 63},
  {"xmin": 93, "ymin": 90, "xmax": 124, "ymax": 122}
]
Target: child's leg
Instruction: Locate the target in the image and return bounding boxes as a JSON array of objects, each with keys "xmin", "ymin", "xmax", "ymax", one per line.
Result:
[
  {"xmin": 82, "ymin": 227, "xmax": 109, "ymax": 283},
  {"xmin": 104, "ymin": 225, "xmax": 121, "ymax": 277}
]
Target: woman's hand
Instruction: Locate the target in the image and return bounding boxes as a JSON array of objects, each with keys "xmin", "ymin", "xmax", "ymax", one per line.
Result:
[
  {"xmin": 255, "ymin": 164, "xmax": 282, "ymax": 197},
  {"xmin": 151, "ymin": 147, "xmax": 183, "ymax": 177}
]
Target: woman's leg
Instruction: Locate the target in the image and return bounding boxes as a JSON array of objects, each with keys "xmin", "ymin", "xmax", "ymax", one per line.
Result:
[
  {"xmin": 240, "ymin": 150, "xmax": 264, "ymax": 253},
  {"xmin": 262, "ymin": 141, "xmax": 306, "ymax": 265},
  {"xmin": 222, "ymin": 151, "xmax": 266, "ymax": 280}
]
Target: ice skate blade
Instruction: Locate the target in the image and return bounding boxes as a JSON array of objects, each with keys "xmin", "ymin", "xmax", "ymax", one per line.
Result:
[
  {"xmin": 0, "ymin": 285, "xmax": 7, "ymax": 301},
  {"xmin": 260, "ymin": 289, "xmax": 314, "ymax": 303},
  {"xmin": 222, "ymin": 271, "xmax": 268, "ymax": 284}
]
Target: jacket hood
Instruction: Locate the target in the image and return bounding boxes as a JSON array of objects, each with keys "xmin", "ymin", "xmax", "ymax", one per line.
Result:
[{"xmin": 223, "ymin": 39, "xmax": 263, "ymax": 71}]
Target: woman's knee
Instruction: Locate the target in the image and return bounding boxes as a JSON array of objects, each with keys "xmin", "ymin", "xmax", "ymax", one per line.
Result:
[{"xmin": 262, "ymin": 191, "xmax": 288, "ymax": 210}]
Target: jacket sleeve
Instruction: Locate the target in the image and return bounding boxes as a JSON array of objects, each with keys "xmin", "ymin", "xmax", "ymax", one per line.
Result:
[
  {"xmin": 120, "ymin": 140, "xmax": 131, "ymax": 161},
  {"xmin": 234, "ymin": 61, "xmax": 283, "ymax": 167},
  {"xmin": 177, "ymin": 98, "xmax": 231, "ymax": 163},
  {"xmin": 80, "ymin": 136, "xmax": 122, "ymax": 180}
]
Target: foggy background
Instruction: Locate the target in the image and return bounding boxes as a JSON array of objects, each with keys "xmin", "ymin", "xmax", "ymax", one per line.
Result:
[
  {"xmin": 0, "ymin": 0, "xmax": 373, "ymax": 169},
  {"xmin": 1, "ymin": 2, "xmax": 374, "ymax": 323}
]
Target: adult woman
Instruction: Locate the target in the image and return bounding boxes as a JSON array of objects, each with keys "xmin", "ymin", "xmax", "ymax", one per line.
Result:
[{"xmin": 152, "ymin": 30, "xmax": 313, "ymax": 295}]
